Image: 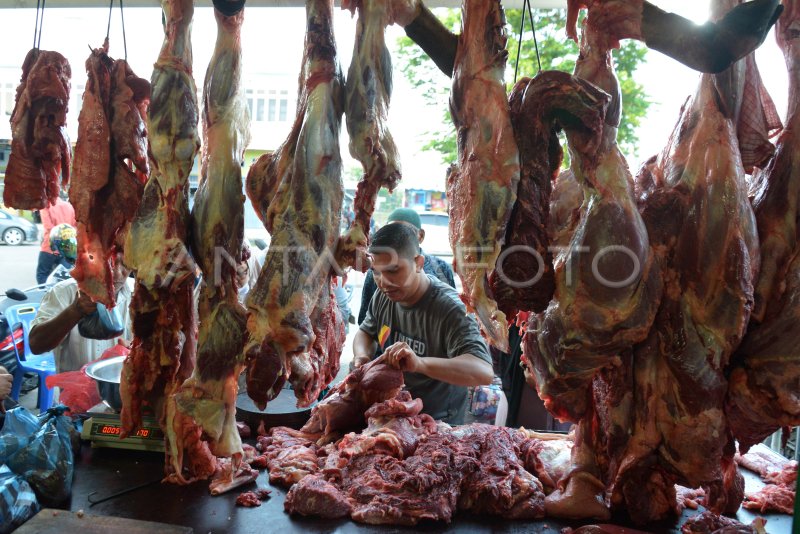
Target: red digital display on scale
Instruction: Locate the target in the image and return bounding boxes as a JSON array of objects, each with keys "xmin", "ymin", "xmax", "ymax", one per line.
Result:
[{"xmin": 92, "ymin": 423, "xmax": 162, "ymax": 440}]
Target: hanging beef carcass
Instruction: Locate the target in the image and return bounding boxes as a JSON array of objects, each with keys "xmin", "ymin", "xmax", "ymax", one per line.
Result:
[
  {"xmin": 170, "ymin": 0, "xmax": 256, "ymax": 495},
  {"xmin": 447, "ymin": 0, "xmax": 520, "ymax": 351},
  {"xmin": 490, "ymin": 72, "xmax": 608, "ymax": 320},
  {"xmin": 726, "ymin": 0, "xmax": 800, "ymax": 453},
  {"xmin": 71, "ymin": 40, "xmax": 151, "ymax": 307},
  {"xmin": 4, "ymin": 49, "xmax": 71, "ymax": 210},
  {"xmin": 520, "ymin": 16, "xmax": 662, "ymax": 520},
  {"xmin": 120, "ymin": 0, "xmax": 211, "ymax": 485},
  {"xmin": 616, "ymin": 4, "xmax": 761, "ymax": 525},
  {"xmin": 337, "ymin": 0, "xmax": 402, "ymax": 271},
  {"xmin": 244, "ymin": 0, "xmax": 346, "ymax": 410}
]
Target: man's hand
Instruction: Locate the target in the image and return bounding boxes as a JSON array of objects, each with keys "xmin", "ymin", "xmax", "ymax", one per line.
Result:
[
  {"xmin": 383, "ymin": 342, "xmax": 424, "ymax": 373},
  {"xmin": 352, "ymin": 354, "xmax": 372, "ymax": 369},
  {"xmin": 0, "ymin": 366, "xmax": 13, "ymax": 401},
  {"xmin": 72, "ymin": 290, "xmax": 96, "ymax": 317}
]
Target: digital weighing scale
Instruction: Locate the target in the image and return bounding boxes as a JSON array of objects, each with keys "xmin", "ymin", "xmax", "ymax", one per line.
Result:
[{"xmin": 80, "ymin": 404, "xmax": 165, "ymax": 452}]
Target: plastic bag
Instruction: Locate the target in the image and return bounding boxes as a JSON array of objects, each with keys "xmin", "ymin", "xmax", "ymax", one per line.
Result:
[
  {"xmin": 6, "ymin": 406, "xmax": 74, "ymax": 506},
  {"xmin": 45, "ymin": 343, "xmax": 128, "ymax": 415},
  {"xmin": 469, "ymin": 383, "xmax": 502, "ymax": 422},
  {"xmin": 0, "ymin": 465, "xmax": 39, "ymax": 534},
  {"xmin": 0, "ymin": 408, "xmax": 39, "ymax": 462},
  {"xmin": 77, "ymin": 302, "xmax": 124, "ymax": 340}
]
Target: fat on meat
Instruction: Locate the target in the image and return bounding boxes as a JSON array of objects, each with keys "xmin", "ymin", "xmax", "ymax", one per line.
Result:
[
  {"xmin": 4, "ymin": 49, "xmax": 71, "ymax": 210},
  {"xmin": 446, "ymin": 0, "xmax": 520, "ymax": 351},
  {"xmin": 337, "ymin": 0, "xmax": 402, "ymax": 271},
  {"xmin": 244, "ymin": 0, "xmax": 346, "ymax": 410}
]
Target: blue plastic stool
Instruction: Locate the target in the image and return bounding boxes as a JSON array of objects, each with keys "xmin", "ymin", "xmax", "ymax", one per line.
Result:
[{"xmin": 5, "ymin": 303, "xmax": 56, "ymax": 411}]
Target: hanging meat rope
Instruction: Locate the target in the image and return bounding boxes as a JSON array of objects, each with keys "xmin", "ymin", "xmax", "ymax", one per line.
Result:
[
  {"xmin": 336, "ymin": 0, "xmax": 402, "ymax": 271},
  {"xmin": 71, "ymin": 0, "xmax": 151, "ymax": 307},
  {"xmin": 120, "ymin": 0, "xmax": 212, "ymax": 485},
  {"xmin": 170, "ymin": 0, "xmax": 258, "ymax": 495},
  {"xmin": 446, "ymin": 0, "xmax": 520, "ymax": 352},
  {"xmin": 244, "ymin": 0, "xmax": 346, "ymax": 410},
  {"xmin": 4, "ymin": 0, "xmax": 72, "ymax": 210}
]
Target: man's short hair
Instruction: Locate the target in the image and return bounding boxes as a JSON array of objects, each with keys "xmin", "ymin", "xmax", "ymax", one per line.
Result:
[{"xmin": 369, "ymin": 222, "xmax": 420, "ymax": 261}]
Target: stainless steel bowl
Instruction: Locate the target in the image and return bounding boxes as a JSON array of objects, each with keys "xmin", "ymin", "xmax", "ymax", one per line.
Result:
[{"xmin": 84, "ymin": 356, "xmax": 125, "ymax": 412}]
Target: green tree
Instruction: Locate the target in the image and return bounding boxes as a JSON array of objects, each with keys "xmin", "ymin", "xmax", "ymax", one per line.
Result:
[{"xmin": 394, "ymin": 8, "xmax": 651, "ymax": 164}]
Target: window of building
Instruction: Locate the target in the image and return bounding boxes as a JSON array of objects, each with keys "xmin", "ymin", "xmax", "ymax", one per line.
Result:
[
  {"xmin": 256, "ymin": 98, "xmax": 265, "ymax": 121},
  {"xmin": 279, "ymin": 90, "xmax": 288, "ymax": 121}
]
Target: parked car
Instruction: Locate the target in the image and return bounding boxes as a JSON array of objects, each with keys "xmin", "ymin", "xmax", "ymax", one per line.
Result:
[
  {"xmin": 0, "ymin": 209, "xmax": 39, "ymax": 246},
  {"xmin": 418, "ymin": 211, "xmax": 451, "ymax": 257}
]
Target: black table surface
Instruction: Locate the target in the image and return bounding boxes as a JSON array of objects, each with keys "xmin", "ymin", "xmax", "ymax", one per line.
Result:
[{"xmin": 65, "ymin": 441, "xmax": 794, "ymax": 534}]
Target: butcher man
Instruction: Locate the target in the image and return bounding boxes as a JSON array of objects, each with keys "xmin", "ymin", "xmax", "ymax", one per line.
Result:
[{"xmin": 353, "ymin": 222, "xmax": 493, "ymax": 424}]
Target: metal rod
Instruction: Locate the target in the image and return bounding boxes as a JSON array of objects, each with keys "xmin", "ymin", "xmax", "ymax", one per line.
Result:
[{"xmin": 87, "ymin": 477, "xmax": 162, "ymax": 506}]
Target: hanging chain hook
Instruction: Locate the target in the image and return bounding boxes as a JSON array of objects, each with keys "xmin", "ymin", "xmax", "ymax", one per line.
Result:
[
  {"xmin": 513, "ymin": 0, "xmax": 527, "ymax": 84},
  {"xmin": 37, "ymin": 0, "xmax": 46, "ymax": 50},
  {"xmin": 106, "ymin": 0, "xmax": 114, "ymax": 42},
  {"xmin": 105, "ymin": 0, "xmax": 129, "ymax": 60},
  {"xmin": 120, "ymin": 0, "xmax": 128, "ymax": 61},
  {"xmin": 33, "ymin": 0, "xmax": 41, "ymax": 49},
  {"xmin": 526, "ymin": 0, "xmax": 542, "ymax": 73}
]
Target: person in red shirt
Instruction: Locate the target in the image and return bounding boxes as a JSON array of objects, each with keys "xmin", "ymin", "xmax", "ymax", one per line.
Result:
[{"xmin": 36, "ymin": 194, "xmax": 76, "ymax": 284}]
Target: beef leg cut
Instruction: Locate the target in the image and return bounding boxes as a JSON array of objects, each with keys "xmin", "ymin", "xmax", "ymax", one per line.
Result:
[
  {"xmin": 120, "ymin": 0, "xmax": 210, "ymax": 485},
  {"xmin": 726, "ymin": 0, "xmax": 800, "ymax": 453},
  {"xmin": 491, "ymin": 71, "xmax": 608, "ymax": 320},
  {"xmin": 337, "ymin": 0, "xmax": 402, "ymax": 271},
  {"xmin": 171, "ymin": 2, "xmax": 256, "ymax": 495},
  {"xmin": 447, "ymin": 0, "xmax": 520, "ymax": 351},
  {"xmin": 244, "ymin": 0, "xmax": 346, "ymax": 410}
]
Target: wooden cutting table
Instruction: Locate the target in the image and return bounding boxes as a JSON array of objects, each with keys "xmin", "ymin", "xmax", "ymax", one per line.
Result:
[{"xmin": 60, "ymin": 440, "xmax": 795, "ymax": 534}]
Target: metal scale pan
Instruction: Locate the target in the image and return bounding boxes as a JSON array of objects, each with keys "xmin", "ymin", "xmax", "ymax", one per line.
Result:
[{"xmin": 235, "ymin": 385, "xmax": 314, "ymax": 432}]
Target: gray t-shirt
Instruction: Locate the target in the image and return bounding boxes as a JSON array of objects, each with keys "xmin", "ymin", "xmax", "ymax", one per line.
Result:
[{"xmin": 360, "ymin": 275, "xmax": 491, "ymax": 424}]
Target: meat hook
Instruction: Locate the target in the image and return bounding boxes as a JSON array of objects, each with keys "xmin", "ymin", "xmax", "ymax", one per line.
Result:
[{"xmin": 87, "ymin": 477, "xmax": 162, "ymax": 506}]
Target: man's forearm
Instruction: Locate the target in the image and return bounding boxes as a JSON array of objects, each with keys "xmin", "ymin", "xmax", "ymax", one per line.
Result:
[
  {"xmin": 352, "ymin": 329, "xmax": 377, "ymax": 364},
  {"xmin": 29, "ymin": 304, "xmax": 83, "ymax": 354},
  {"xmin": 417, "ymin": 354, "xmax": 493, "ymax": 387}
]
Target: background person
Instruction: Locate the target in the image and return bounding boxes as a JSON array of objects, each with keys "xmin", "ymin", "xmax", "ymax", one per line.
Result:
[{"xmin": 36, "ymin": 194, "xmax": 76, "ymax": 284}]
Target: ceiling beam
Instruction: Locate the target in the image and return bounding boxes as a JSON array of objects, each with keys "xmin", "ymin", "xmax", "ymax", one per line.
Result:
[{"xmin": 1, "ymin": 0, "xmax": 567, "ymax": 9}]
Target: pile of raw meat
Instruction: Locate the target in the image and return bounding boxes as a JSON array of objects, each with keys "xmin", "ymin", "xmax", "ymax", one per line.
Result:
[
  {"xmin": 259, "ymin": 356, "xmax": 565, "ymax": 525},
  {"xmin": 257, "ymin": 357, "xmax": 776, "ymax": 532}
]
